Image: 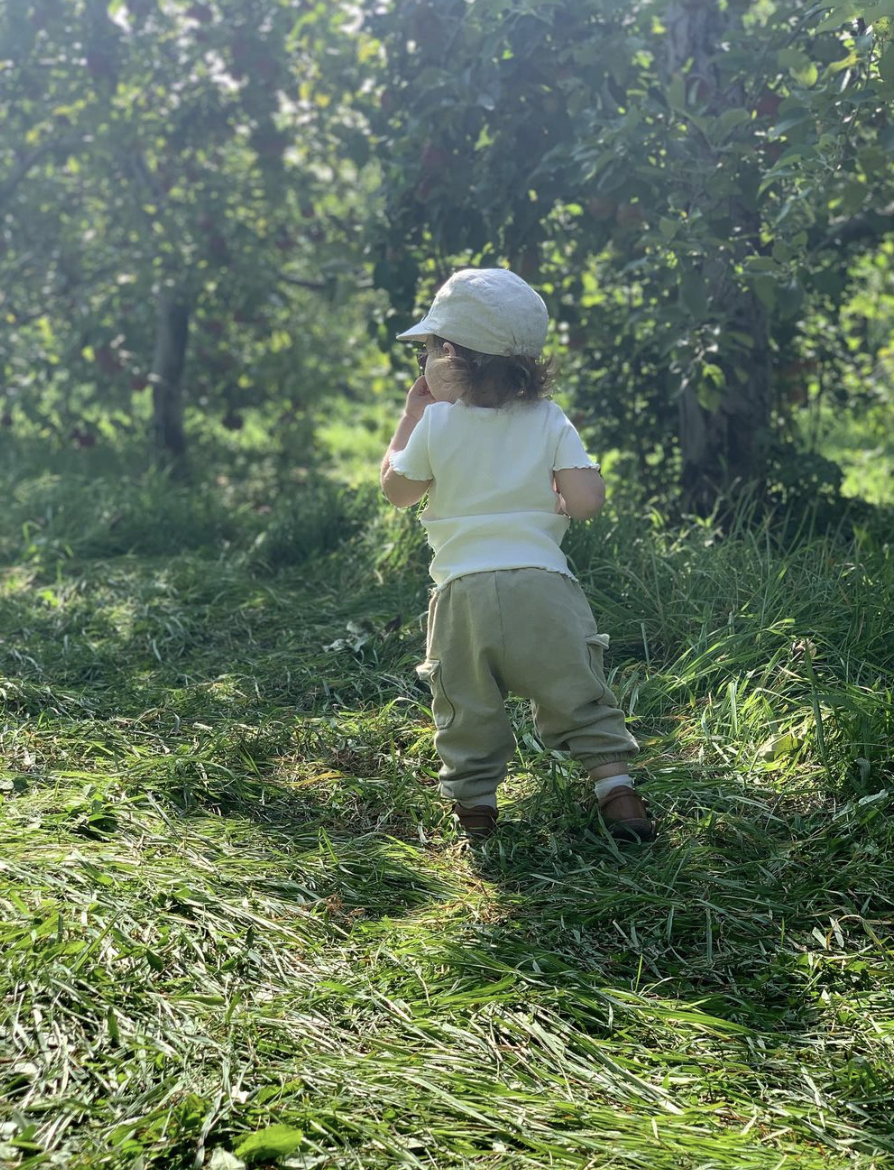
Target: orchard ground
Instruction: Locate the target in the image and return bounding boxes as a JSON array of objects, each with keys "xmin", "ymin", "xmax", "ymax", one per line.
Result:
[{"xmin": 1, "ymin": 408, "xmax": 893, "ymax": 1170}]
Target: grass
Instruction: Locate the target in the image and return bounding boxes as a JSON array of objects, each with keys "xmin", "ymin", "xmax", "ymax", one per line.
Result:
[
  {"xmin": 814, "ymin": 403, "xmax": 894, "ymax": 509},
  {"xmin": 1, "ymin": 429, "xmax": 894, "ymax": 1169}
]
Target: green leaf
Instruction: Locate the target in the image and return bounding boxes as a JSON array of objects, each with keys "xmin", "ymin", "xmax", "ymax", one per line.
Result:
[
  {"xmin": 879, "ymin": 47, "xmax": 894, "ymax": 84},
  {"xmin": 830, "ymin": 179, "xmax": 867, "ymax": 213},
  {"xmin": 858, "ymin": 145, "xmax": 887, "ymax": 173},
  {"xmin": 816, "ymin": 0, "xmax": 894, "ymax": 28},
  {"xmin": 745, "ymin": 256, "xmax": 779, "ymax": 273},
  {"xmin": 666, "ymin": 74, "xmax": 686, "ymax": 110},
  {"xmin": 777, "ymin": 47, "xmax": 819, "ymax": 87},
  {"xmin": 680, "ymin": 269, "xmax": 708, "ymax": 318},
  {"xmin": 235, "ymin": 1126, "xmax": 305, "ymax": 1163},
  {"xmin": 778, "ymin": 278, "xmax": 805, "ymax": 321},
  {"xmin": 659, "ymin": 217, "xmax": 679, "ymax": 240},
  {"xmin": 770, "ymin": 108, "xmax": 812, "ymax": 137},
  {"xmin": 811, "ymin": 267, "xmax": 847, "ymax": 297},
  {"xmin": 826, "ymin": 51, "xmax": 858, "ymax": 74},
  {"xmin": 696, "ymin": 363, "xmax": 726, "ymax": 411},
  {"xmin": 777, "ymin": 48, "xmax": 812, "ymax": 71},
  {"xmin": 793, "ymin": 62, "xmax": 818, "ymax": 87},
  {"xmin": 776, "ymin": 143, "xmax": 818, "ymax": 165},
  {"xmin": 816, "ymin": 1, "xmax": 863, "ymax": 31},
  {"xmin": 751, "ymin": 274, "xmax": 777, "ymax": 310},
  {"xmin": 717, "ymin": 108, "xmax": 752, "ymax": 139},
  {"xmin": 79, "ymin": 861, "xmax": 114, "ymax": 886},
  {"xmin": 696, "ymin": 384, "xmax": 723, "ymax": 412},
  {"xmin": 759, "ymin": 732, "xmax": 801, "ymax": 761},
  {"xmin": 144, "ymin": 949, "xmax": 165, "ymax": 971}
]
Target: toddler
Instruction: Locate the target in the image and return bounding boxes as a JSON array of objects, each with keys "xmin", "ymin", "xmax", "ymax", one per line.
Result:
[{"xmin": 380, "ymin": 268, "xmax": 653, "ymax": 842}]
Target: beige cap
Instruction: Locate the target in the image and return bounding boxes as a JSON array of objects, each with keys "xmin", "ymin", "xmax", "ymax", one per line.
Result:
[{"xmin": 396, "ymin": 268, "xmax": 548, "ymax": 357}]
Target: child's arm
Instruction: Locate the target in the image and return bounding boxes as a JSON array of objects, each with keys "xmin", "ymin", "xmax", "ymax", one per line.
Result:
[
  {"xmin": 554, "ymin": 467, "xmax": 606, "ymax": 520},
  {"xmin": 380, "ymin": 377, "xmax": 434, "ymax": 508}
]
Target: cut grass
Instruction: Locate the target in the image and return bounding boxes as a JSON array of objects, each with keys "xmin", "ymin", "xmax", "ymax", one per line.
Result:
[{"xmin": 1, "ymin": 449, "xmax": 893, "ymax": 1169}]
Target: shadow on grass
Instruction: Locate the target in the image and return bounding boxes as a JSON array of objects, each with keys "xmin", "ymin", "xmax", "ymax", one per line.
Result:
[
  {"xmin": 170, "ymin": 778, "xmax": 457, "ymax": 924},
  {"xmin": 414, "ymin": 767, "xmax": 894, "ymax": 1150}
]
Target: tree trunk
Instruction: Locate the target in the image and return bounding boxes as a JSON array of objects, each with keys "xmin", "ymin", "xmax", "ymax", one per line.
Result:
[
  {"xmin": 678, "ymin": 291, "xmax": 773, "ymax": 512},
  {"xmin": 151, "ymin": 293, "xmax": 189, "ymax": 468},
  {"xmin": 665, "ymin": 0, "xmax": 774, "ymax": 512}
]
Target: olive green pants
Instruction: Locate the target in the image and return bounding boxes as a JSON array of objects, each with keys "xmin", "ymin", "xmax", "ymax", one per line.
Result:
[{"xmin": 417, "ymin": 569, "xmax": 639, "ymax": 807}]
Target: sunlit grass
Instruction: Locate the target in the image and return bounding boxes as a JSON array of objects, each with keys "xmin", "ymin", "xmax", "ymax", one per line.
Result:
[
  {"xmin": 1, "ymin": 438, "xmax": 893, "ymax": 1168},
  {"xmin": 814, "ymin": 402, "xmax": 894, "ymax": 507},
  {"xmin": 316, "ymin": 395, "xmax": 397, "ymax": 486}
]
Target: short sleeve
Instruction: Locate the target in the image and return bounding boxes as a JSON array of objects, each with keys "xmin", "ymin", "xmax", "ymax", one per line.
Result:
[
  {"xmin": 389, "ymin": 408, "xmax": 433, "ymax": 482},
  {"xmin": 553, "ymin": 412, "xmax": 600, "ymax": 472}
]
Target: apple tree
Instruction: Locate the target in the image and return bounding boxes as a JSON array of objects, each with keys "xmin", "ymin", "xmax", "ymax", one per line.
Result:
[
  {"xmin": 0, "ymin": 0, "xmax": 375, "ymax": 466},
  {"xmin": 366, "ymin": 0, "xmax": 894, "ymax": 507}
]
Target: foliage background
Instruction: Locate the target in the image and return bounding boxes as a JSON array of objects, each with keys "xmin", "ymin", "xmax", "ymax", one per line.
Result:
[
  {"xmin": 2, "ymin": 0, "xmax": 893, "ymax": 503},
  {"xmin": 1, "ymin": 2, "xmax": 894, "ymax": 1168}
]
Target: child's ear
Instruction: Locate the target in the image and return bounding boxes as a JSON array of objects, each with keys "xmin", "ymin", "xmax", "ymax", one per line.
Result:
[{"xmin": 442, "ymin": 341, "xmax": 457, "ymax": 358}]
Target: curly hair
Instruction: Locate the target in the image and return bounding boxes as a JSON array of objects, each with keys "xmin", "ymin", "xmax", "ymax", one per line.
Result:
[{"xmin": 431, "ymin": 335, "xmax": 555, "ymax": 408}]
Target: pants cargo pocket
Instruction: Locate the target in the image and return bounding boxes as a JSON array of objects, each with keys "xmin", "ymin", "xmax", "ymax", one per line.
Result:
[
  {"xmin": 586, "ymin": 633, "xmax": 612, "ymax": 703},
  {"xmin": 416, "ymin": 659, "xmax": 455, "ymax": 730}
]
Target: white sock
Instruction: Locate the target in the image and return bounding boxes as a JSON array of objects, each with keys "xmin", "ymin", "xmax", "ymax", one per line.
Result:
[
  {"xmin": 593, "ymin": 775, "xmax": 634, "ymax": 800},
  {"xmin": 457, "ymin": 793, "xmax": 497, "ymax": 810}
]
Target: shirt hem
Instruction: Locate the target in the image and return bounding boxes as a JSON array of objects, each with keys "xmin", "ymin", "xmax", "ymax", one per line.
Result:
[
  {"xmin": 432, "ymin": 564, "xmax": 577, "ymax": 591},
  {"xmin": 387, "ymin": 453, "xmax": 431, "ymax": 482}
]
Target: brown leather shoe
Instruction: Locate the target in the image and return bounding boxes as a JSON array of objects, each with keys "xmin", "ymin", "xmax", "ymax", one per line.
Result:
[
  {"xmin": 452, "ymin": 802, "xmax": 498, "ymax": 840},
  {"xmin": 591, "ymin": 787, "xmax": 656, "ymax": 843}
]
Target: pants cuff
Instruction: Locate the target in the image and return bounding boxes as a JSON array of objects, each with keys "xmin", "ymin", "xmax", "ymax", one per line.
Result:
[
  {"xmin": 580, "ymin": 752, "xmax": 638, "ymax": 771},
  {"xmin": 440, "ymin": 776, "xmax": 503, "ymax": 806}
]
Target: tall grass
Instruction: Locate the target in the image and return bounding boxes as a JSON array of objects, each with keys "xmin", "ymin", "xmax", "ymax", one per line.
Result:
[
  {"xmin": 1, "ymin": 443, "xmax": 893, "ymax": 1169},
  {"xmin": 0, "ymin": 461, "xmax": 374, "ymax": 569}
]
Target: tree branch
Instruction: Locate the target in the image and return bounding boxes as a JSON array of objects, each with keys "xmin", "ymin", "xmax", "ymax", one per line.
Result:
[
  {"xmin": 278, "ymin": 271, "xmax": 372, "ymax": 292},
  {"xmin": 820, "ymin": 208, "xmax": 894, "ymax": 251},
  {"xmin": 279, "ymin": 274, "xmax": 329, "ymax": 291}
]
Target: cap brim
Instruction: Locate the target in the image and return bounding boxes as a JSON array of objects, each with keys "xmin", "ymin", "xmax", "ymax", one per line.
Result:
[{"xmin": 395, "ymin": 318, "xmax": 433, "ymax": 342}]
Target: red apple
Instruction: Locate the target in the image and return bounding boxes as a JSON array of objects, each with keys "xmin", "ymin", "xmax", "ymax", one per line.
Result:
[
  {"xmin": 586, "ymin": 196, "xmax": 616, "ymax": 221},
  {"xmin": 187, "ymin": 2, "xmax": 212, "ymax": 22},
  {"xmin": 95, "ymin": 345, "xmax": 122, "ymax": 375},
  {"xmin": 422, "ymin": 144, "xmax": 449, "ymax": 172},
  {"xmin": 755, "ymin": 91, "xmax": 782, "ymax": 119},
  {"xmin": 615, "ymin": 202, "xmax": 645, "ymax": 229}
]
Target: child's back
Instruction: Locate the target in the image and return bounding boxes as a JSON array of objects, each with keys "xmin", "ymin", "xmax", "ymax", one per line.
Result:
[
  {"xmin": 392, "ymin": 397, "xmax": 594, "ymax": 587},
  {"xmin": 380, "ymin": 268, "xmax": 655, "ymax": 844}
]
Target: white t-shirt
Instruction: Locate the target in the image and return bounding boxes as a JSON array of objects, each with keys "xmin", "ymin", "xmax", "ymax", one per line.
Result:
[{"xmin": 388, "ymin": 398, "xmax": 598, "ymax": 588}]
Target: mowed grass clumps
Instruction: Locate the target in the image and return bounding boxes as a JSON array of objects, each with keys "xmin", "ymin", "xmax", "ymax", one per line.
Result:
[{"xmin": 1, "ymin": 453, "xmax": 894, "ymax": 1169}]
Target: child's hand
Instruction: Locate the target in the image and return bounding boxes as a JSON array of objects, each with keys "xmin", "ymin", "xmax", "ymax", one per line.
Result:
[{"xmin": 405, "ymin": 376, "xmax": 435, "ymax": 421}]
